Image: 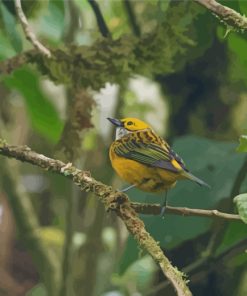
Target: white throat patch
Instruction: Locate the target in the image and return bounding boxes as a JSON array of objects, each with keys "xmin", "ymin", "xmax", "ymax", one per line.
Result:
[{"xmin": 115, "ymin": 127, "xmax": 130, "ymax": 140}]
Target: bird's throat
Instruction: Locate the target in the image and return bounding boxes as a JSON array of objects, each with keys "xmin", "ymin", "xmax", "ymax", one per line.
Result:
[{"xmin": 115, "ymin": 127, "xmax": 130, "ymax": 140}]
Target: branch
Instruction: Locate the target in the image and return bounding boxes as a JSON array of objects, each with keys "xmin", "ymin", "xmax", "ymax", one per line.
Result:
[
  {"xmin": 14, "ymin": 0, "xmax": 51, "ymax": 57},
  {"xmin": 194, "ymin": 0, "xmax": 247, "ymax": 31},
  {"xmin": 123, "ymin": 0, "xmax": 141, "ymax": 37},
  {"xmin": 131, "ymin": 203, "xmax": 241, "ymax": 221},
  {"xmin": 0, "ymin": 52, "xmax": 30, "ymax": 75},
  {"xmin": 88, "ymin": 0, "xmax": 111, "ymax": 38},
  {"xmin": 0, "ymin": 139, "xmax": 192, "ymax": 296}
]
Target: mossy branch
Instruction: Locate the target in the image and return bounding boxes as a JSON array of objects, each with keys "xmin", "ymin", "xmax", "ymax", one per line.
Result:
[
  {"xmin": 194, "ymin": 0, "xmax": 247, "ymax": 31},
  {"xmin": 0, "ymin": 139, "xmax": 192, "ymax": 296},
  {"xmin": 1, "ymin": 2, "xmax": 196, "ymax": 87}
]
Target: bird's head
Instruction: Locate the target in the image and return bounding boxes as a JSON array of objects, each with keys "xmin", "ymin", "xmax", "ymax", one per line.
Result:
[{"xmin": 107, "ymin": 117, "xmax": 151, "ymax": 140}]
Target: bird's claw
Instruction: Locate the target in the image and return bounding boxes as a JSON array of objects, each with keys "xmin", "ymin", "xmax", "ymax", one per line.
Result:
[{"xmin": 160, "ymin": 205, "xmax": 166, "ymax": 218}]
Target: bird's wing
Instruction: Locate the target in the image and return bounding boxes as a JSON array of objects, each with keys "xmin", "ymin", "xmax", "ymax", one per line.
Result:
[{"xmin": 113, "ymin": 134, "xmax": 187, "ymax": 173}]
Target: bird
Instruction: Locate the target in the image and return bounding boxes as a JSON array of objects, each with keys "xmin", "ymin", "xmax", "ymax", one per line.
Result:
[{"xmin": 107, "ymin": 117, "xmax": 210, "ymax": 212}]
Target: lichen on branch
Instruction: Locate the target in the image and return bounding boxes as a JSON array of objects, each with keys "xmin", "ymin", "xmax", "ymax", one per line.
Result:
[
  {"xmin": 0, "ymin": 139, "xmax": 192, "ymax": 296},
  {"xmin": 194, "ymin": 0, "xmax": 247, "ymax": 31},
  {"xmin": 1, "ymin": 1, "xmax": 198, "ymax": 89}
]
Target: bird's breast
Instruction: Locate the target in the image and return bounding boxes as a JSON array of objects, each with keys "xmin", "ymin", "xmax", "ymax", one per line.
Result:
[{"xmin": 109, "ymin": 145, "xmax": 177, "ymax": 192}]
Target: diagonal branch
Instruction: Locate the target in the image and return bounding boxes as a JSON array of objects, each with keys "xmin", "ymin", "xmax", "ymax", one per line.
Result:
[
  {"xmin": 14, "ymin": 0, "xmax": 51, "ymax": 57},
  {"xmin": 131, "ymin": 202, "xmax": 241, "ymax": 221},
  {"xmin": 0, "ymin": 139, "xmax": 192, "ymax": 296},
  {"xmin": 194, "ymin": 0, "xmax": 247, "ymax": 31},
  {"xmin": 88, "ymin": 0, "xmax": 111, "ymax": 38},
  {"xmin": 123, "ymin": 0, "xmax": 141, "ymax": 37}
]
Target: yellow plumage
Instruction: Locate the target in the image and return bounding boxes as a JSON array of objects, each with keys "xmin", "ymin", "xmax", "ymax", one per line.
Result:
[
  {"xmin": 108, "ymin": 117, "xmax": 209, "ymax": 194},
  {"xmin": 110, "ymin": 147, "xmax": 179, "ymax": 192}
]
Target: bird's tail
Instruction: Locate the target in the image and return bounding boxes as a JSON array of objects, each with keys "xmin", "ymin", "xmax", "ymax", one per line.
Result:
[{"xmin": 182, "ymin": 171, "xmax": 211, "ymax": 188}]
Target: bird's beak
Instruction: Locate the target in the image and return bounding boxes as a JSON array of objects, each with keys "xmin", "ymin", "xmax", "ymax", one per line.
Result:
[{"xmin": 107, "ymin": 117, "xmax": 123, "ymax": 127}]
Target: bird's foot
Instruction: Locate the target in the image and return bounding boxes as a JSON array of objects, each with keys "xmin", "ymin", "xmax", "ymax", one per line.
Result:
[
  {"xmin": 120, "ymin": 184, "xmax": 136, "ymax": 193},
  {"xmin": 160, "ymin": 205, "xmax": 166, "ymax": 218}
]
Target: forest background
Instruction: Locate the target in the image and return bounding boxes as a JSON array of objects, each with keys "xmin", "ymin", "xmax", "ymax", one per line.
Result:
[{"xmin": 0, "ymin": 0, "xmax": 247, "ymax": 295}]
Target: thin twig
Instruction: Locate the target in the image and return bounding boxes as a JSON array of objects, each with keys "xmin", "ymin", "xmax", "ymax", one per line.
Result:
[
  {"xmin": 194, "ymin": 0, "xmax": 247, "ymax": 31},
  {"xmin": 123, "ymin": 0, "xmax": 141, "ymax": 37},
  {"xmin": 14, "ymin": 0, "xmax": 51, "ymax": 57},
  {"xmin": 0, "ymin": 139, "xmax": 192, "ymax": 296},
  {"xmin": 88, "ymin": 0, "xmax": 111, "ymax": 38},
  {"xmin": 131, "ymin": 203, "xmax": 241, "ymax": 221}
]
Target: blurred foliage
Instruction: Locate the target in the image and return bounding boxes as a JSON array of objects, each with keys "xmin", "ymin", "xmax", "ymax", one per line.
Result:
[
  {"xmin": 234, "ymin": 194, "xmax": 247, "ymax": 224},
  {"xmin": 26, "ymin": 284, "xmax": 47, "ymax": 296},
  {"xmin": 112, "ymin": 255, "xmax": 158, "ymax": 295},
  {"xmin": 2, "ymin": 2, "xmax": 204, "ymax": 89},
  {"xmin": 217, "ymin": 220, "xmax": 247, "ymax": 255},
  {"xmin": 0, "ymin": 0, "xmax": 247, "ymax": 296},
  {"xmin": 237, "ymin": 135, "xmax": 247, "ymax": 152},
  {"xmin": 2, "ymin": 0, "xmax": 49, "ymax": 19},
  {"xmin": 0, "ymin": 1, "xmax": 22, "ymax": 53},
  {"xmin": 3, "ymin": 67, "xmax": 63, "ymax": 142},
  {"xmin": 120, "ymin": 136, "xmax": 247, "ymax": 272}
]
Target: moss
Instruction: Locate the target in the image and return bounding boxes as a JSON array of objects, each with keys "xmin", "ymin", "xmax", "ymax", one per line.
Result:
[{"xmin": 26, "ymin": 9, "xmax": 195, "ymax": 90}]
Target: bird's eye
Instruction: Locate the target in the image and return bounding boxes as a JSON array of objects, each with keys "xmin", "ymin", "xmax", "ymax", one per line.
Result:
[{"xmin": 127, "ymin": 121, "xmax": 133, "ymax": 126}]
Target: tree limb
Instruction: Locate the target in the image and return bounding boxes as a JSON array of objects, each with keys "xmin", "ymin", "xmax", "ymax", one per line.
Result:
[
  {"xmin": 194, "ymin": 0, "xmax": 247, "ymax": 31},
  {"xmin": 131, "ymin": 202, "xmax": 241, "ymax": 221},
  {"xmin": 14, "ymin": 0, "xmax": 51, "ymax": 57},
  {"xmin": 0, "ymin": 139, "xmax": 192, "ymax": 296},
  {"xmin": 123, "ymin": 0, "xmax": 141, "ymax": 37},
  {"xmin": 87, "ymin": 0, "xmax": 111, "ymax": 38},
  {"xmin": 0, "ymin": 52, "xmax": 30, "ymax": 75}
]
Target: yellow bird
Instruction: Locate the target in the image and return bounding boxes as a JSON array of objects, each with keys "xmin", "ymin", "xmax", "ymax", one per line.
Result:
[{"xmin": 108, "ymin": 117, "xmax": 209, "ymax": 209}]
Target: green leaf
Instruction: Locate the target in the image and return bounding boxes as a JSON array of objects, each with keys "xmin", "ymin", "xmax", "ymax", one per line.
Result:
[
  {"xmin": 234, "ymin": 193, "xmax": 247, "ymax": 223},
  {"xmin": 225, "ymin": 32, "xmax": 247, "ymax": 83},
  {"xmin": 216, "ymin": 221, "xmax": 247, "ymax": 255},
  {"xmin": 237, "ymin": 135, "xmax": 247, "ymax": 152},
  {"xmin": 119, "ymin": 236, "xmax": 139, "ymax": 274},
  {"xmin": 0, "ymin": 31, "xmax": 16, "ymax": 59},
  {"xmin": 40, "ymin": 0, "xmax": 65, "ymax": 43},
  {"xmin": 239, "ymin": 0, "xmax": 247, "ymax": 15},
  {"xmin": 0, "ymin": 1, "xmax": 22, "ymax": 53},
  {"xmin": 114, "ymin": 256, "xmax": 157, "ymax": 293},
  {"xmin": 4, "ymin": 67, "xmax": 63, "ymax": 142},
  {"xmin": 26, "ymin": 284, "xmax": 47, "ymax": 296}
]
